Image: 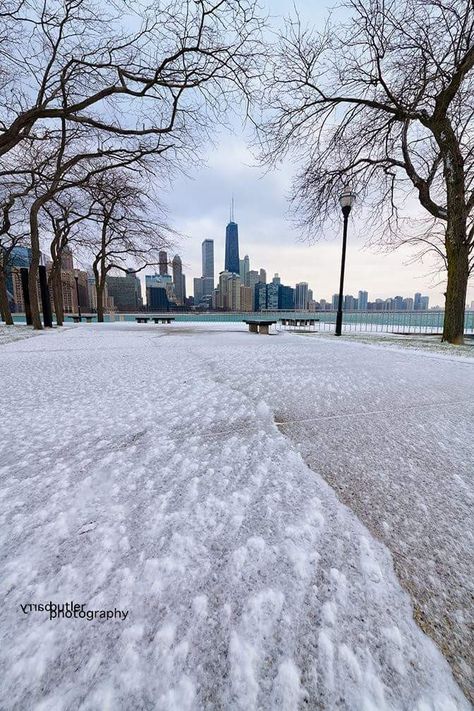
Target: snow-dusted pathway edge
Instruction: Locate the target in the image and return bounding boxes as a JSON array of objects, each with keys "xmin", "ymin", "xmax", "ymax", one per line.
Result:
[{"xmin": 0, "ymin": 323, "xmax": 470, "ymax": 710}]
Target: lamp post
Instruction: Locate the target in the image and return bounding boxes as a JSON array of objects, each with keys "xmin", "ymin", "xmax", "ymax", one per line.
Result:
[
  {"xmin": 74, "ymin": 272, "xmax": 82, "ymax": 322},
  {"xmin": 335, "ymin": 188, "xmax": 356, "ymax": 336}
]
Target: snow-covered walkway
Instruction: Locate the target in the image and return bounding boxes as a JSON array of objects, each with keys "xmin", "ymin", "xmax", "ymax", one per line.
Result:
[{"xmin": 0, "ymin": 323, "xmax": 472, "ymax": 710}]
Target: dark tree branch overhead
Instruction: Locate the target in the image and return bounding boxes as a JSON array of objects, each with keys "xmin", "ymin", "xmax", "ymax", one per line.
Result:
[
  {"xmin": 257, "ymin": 0, "xmax": 474, "ymax": 345},
  {"xmin": 0, "ymin": 0, "xmax": 265, "ymax": 157},
  {"xmin": 0, "ymin": 0, "xmax": 265, "ymax": 329}
]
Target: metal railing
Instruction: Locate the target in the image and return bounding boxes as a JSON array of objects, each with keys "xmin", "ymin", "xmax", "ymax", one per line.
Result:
[{"xmin": 10, "ymin": 309, "xmax": 474, "ymax": 334}]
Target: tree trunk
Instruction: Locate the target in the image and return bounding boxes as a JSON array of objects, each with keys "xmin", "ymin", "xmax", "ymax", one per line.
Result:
[
  {"xmin": 96, "ymin": 284, "xmax": 105, "ymax": 322},
  {"xmin": 28, "ymin": 204, "xmax": 43, "ymax": 330},
  {"xmin": 443, "ymin": 239, "xmax": 469, "ymax": 344},
  {"xmin": 435, "ymin": 120, "xmax": 469, "ymax": 345},
  {"xmin": 49, "ymin": 238, "xmax": 65, "ymax": 326},
  {"xmin": 0, "ymin": 268, "xmax": 13, "ymax": 325},
  {"xmin": 51, "ymin": 265, "xmax": 64, "ymax": 326}
]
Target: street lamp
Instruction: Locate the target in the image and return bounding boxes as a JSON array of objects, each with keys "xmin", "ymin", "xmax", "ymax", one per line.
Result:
[
  {"xmin": 335, "ymin": 187, "xmax": 356, "ymax": 336},
  {"xmin": 74, "ymin": 271, "xmax": 82, "ymax": 322}
]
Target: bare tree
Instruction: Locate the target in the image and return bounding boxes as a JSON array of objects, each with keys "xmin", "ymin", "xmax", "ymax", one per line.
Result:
[
  {"xmin": 257, "ymin": 0, "xmax": 474, "ymax": 344},
  {"xmin": 0, "ymin": 175, "xmax": 33, "ymax": 325},
  {"xmin": 84, "ymin": 170, "xmax": 175, "ymax": 321},
  {"xmin": 0, "ymin": 0, "xmax": 265, "ymax": 157},
  {"xmin": 1, "ymin": 0, "xmax": 265, "ymax": 329},
  {"xmin": 43, "ymin": 192, "xmax": 98, "ymax": 326},
  {"xmin": 21, "ymin": 119, "xmax": 175, "ymax": 329}
]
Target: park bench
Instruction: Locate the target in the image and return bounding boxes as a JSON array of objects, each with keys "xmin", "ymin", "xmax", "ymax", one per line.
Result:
[
  {"xmin": 135, "ymin": 317, "xmax": 150, "ymax": 324},
  {"xmin": 280, "ymin": 317, "xmax": 320, "ymax": 330},
  {"xmin": 243, "ymin": 319, "xmax": 277, "ymax": 335},
  {"xmin": 151, "ymin": 317, "xmax": 175, "ymax": 324},
  {"xmin": 67, "ymin": 315, "xmax": 94, "ymax": 323}
]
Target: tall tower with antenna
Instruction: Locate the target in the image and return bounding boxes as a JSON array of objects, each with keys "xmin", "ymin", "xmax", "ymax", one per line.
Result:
[{"xmin": 225, "ymin": 197, "xmax": 240, "ymax": 274}]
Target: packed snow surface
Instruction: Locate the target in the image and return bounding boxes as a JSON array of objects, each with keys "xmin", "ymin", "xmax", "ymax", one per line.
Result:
[{"xmin": 0, "ymin": 322, "xmax": 472, "ymax": 710}]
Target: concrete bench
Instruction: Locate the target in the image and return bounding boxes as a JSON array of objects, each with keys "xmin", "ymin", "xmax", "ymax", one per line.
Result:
[
  {"xmin": 152, "ymin": 317, "xmax": 175, "ymax": 324},
  {"xmin": 243, "ymin": 320, "xmax": 277, "ymax": 335},
  {"xmin": 280, "ymin": 318, "xmax": 320, "ymax": 329},
  {"xmin": 135, "ymin": 317, "xmax": 150, "ymax": 324}
]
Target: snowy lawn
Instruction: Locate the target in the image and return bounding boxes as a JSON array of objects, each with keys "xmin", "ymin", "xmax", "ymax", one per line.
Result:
[
  {"xmin": 0, "ymin": 323, "xmax": 45, "ymax": 346},
  {"xmin": 0, "ymin": 322, "xmax": 472, "ymax": 710}
]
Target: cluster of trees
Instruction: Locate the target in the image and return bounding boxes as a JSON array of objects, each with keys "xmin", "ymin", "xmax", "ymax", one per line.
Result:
[
  {"xmin": 0, "ymin": 0, "xmax": 263, "ymax": 328},
  {"xmin": 258, "ymin": 0, "xmax": 474, "ymax": 344},
  {"xmin": 0, "ymin": 0, "xmax": 472, "ymax": 343}
]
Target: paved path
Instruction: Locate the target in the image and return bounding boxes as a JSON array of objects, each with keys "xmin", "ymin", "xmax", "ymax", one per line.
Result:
[{"xmin": 0, "ymin": 323, "xmax": 471, "ymax": 710}]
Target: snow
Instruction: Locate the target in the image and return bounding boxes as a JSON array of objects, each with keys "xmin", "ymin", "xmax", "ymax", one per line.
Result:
[
  {"xmin": 0, "ymin": 323, "xmax": 43, "ymax": 345},
  {"xmin": 0, "ymin": 321, "xmax": 472, "ymax": 710}
]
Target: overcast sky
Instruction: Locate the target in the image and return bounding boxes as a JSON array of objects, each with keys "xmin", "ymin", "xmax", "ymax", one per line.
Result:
[{"xmin": 148, "ymin": 0, "xmax": 473, "ymax": 308}]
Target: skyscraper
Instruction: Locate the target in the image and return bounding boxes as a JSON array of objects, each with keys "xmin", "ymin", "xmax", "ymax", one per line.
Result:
[
  {"xmin": 248, "ymin": 270, "xmax": 259, "ymax": 290},
  {"xmin": 172, "ymin": 254, "xmax": 184, "ymax": 304},
  {"xmin": 295, "ymin": 282, "xmax": 309, "ymax": 310},
  {"xmin": 239, "ymin": 254, "xmax": 250, "ymax": 286},
  {"xmin": 202, "ymin": 240, "xmax": 214, "ymax": 280},
  {"xmin": 344, "ymin": 294, "xmax": 356, "ymax": 310},
  {"xmin": 259, "ymin": 268, "xmax": 267, "ymax": 284},
  {"xmin": 358, "ymin": 290, "xmax": 368, "ymax": 310},
  {"xmin": 193, "ymin": 239, "xmax": 214, "ymax": 307},
  {"xmin": 225, "ymin": 200, "xmax": 240, "ymax": 274},
  {"xmin": 267, "ymin": 282, "xmax": 280, "ymax": 309},
  {"xmin": 159, "ymin": 250, "xmax": 168, "ymax": 275}
]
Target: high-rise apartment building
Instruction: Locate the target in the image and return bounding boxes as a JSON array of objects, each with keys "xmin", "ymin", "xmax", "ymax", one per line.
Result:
[
  {"xmin": 259, "ymin": 268, "xmax": 267, "ymax": 284},
  {"xmin": 248, "ymin": 270, "xmax": 259, "ymax": 290},
  {"xmin": 255, "ymin": 282, "xmax": 267, "ymax": 311},
  {"xmin": 172, "ymin": 255, "xmax": 184, "ymax": 305},
  {"xmin": 146, "ymin": 273, "xmax": 174, "ymax": 310},
  {"xmin": 358, "ymin": 290, "xmax": 368, "ymax": 310},
  {"xmin": 159, "ymin": 250, "xmax": 168, "ymax": 275},
  {"xmin": 267, "ymin": 282, "xmax": 280, "ymax": 309},
  {"xmin": 239, "ymin": 254, "xmax": 250, "ymax": 286},
  {"xmin": 5, "ymin": 246, "xmax": 32, "ymax": 310},
  {"xmin": 240, "ymin": 285, "xmax": 253, "ymax": 311},
  {"xmin": 216, "ymin": 271, "xmax": 241, "ymax": 310},
  {"xmin": 280, "ymin": 285, "xmax": 295, "ymax": 310},
  {"xmin": 344, "ymin": 294, "xmax": 356, "ymax": 310},
  {"xmin": 202, "ymin": 240, "xmax": 214, "ymax": 280},
  {"xmin": 193, "ymin": 239, "xmax": 215, "ymax": 307},
  {"xmin": 193, "ymin": 277, "xmax": 203, "ymax": 305},
  {"xmin": 254, "ymin": 281, "xmax": 295, "ymax": 311},
  {"xmin": 106, "ymin": 270, "xmax": 142, "ymax": 311},
  {"xmin": 295, "ymin": 282, "xmax": 309, "ymax": 310}
]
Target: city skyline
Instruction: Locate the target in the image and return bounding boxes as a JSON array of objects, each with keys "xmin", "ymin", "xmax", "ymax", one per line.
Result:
[
  {"xmin": 161, "ymin": 132, "xmax": 473, "ymax": 310},
  {"xmin": 175, "ymin": 212, "xmax": 438, "ymax": 309},
  {"xmin": 164, "ymin": 182, "xmax": 467, "ymax": 308}
]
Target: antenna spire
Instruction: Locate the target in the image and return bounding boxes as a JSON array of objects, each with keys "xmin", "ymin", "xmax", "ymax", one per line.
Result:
[{"xmin": 230, "ymin": 194, "xmax": 235, "ymax": 222}]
